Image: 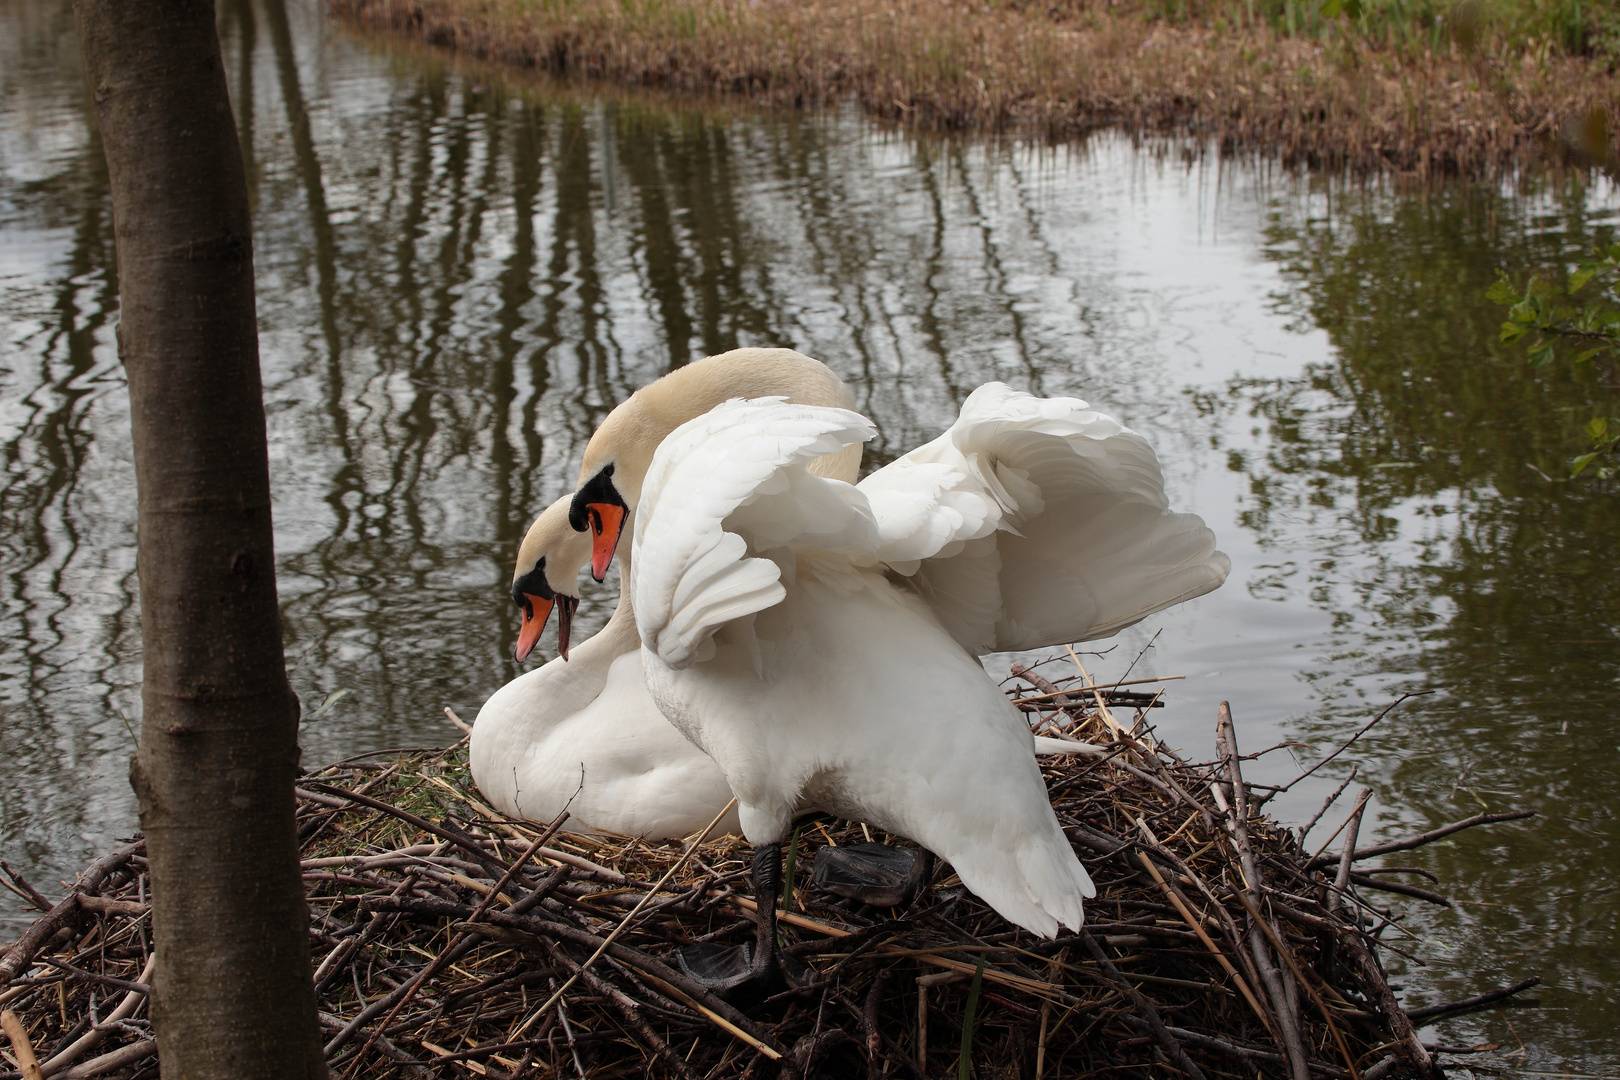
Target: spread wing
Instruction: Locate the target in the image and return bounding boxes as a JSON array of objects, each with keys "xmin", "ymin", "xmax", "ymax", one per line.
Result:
[
  {"xmin": 631, "ymin": 397, "xmax": 879, "ymax": 670},
  {"xmin": 859, "ymin": 383, "xmax": 1230, "ymax": 653}
]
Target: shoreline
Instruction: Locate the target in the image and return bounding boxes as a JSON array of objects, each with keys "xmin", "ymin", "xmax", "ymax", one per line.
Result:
[{"xmin": 329, "ymin": 0, "xmax": 1618, "ymax": 175}]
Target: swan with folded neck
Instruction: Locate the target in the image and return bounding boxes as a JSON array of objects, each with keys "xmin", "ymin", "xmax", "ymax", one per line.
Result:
[
  {"xmin": 469, "ymin": 497, "xmax": 740, "ymax": 838},
  {"xmin": 567, "ymin": 347, "xmax": 862, "ymax": 581}
]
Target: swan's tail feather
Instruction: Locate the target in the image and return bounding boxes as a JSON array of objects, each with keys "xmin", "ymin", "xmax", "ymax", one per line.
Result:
[{"xmin": 946, "ymin": 826, "xmax": 1095, "ymax": 938}]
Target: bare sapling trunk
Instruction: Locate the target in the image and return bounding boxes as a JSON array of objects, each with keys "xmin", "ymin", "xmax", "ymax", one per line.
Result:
[{"xmin": 70, "ymin": 1, "xmax": 325, "ymax": 1075}]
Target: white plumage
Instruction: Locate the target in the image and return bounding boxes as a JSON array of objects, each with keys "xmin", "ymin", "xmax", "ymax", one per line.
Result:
[
  {"xmin": 859, "ymin": 383, "xmax": 1230, "ymax": 653},
  {"xmin": 468, "ymin": 486, "xmax": 1103, "ymax": 843},
  {"xmin": 469, "ymin": 499, "xmax": 740, "ymax": 839},
  {"xmin": 477, "ymin": 368, "xmax": 1231, "ymax": 935},
  {"xmin": 631, "ymin": 398, "xmax": 1100, "ymax": 936}
]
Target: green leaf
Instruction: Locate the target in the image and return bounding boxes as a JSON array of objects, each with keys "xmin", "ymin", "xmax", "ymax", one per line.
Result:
[
  {"xmin": 1321, "ymin": 0, "xmax": 1342, "ymax": 16},
  {"xmin": 1570, "ymin": 267, "xmax": 1597, "ymax": 293},
  {"xmin": 1344, "ymin": 0, "xmax": 1362, "ymax": 17},
  {"xmin": 1507, "ymin": 300, "xmax": 1537, "ymax": 324},
  {"xmin": 1571, "ymin": 451, "xmax": 1600, "ymax": 478},
  {"xmin": 1527, "ymin": 342, "xmax": 1555, "ymax": 367},
  {"xmin": 1485, "ymin": 278, "xmax": 1518, "ymax": 305},
  {"xmin": 1586, "ymin": 417, "xmax": 1609, "ymax": 442},
  {"xmin": 1573, "ymin": 346, "xmax": 1605, "ymax": 365},
  {"xmin": 1499, "ymin": 321, "xmax": 1527, "ymax": 343}
]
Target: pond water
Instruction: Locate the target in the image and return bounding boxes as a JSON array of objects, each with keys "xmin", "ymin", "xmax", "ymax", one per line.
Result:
[{"xmin": 3, "ymin": 0, "xmax": 1618, "ymax": 1068}]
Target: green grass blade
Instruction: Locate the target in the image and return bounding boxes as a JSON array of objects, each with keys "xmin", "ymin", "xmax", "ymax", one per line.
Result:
[
  {"xmin": 780, "ymin": 823, "xmax": 801, "ymax": 911},
  {"xmin": 958, "ymin": 952, "xmax": 986, "ymax": 1080}
]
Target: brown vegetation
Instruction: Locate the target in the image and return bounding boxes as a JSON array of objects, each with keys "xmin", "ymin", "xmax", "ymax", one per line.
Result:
[
  {"xmin": 330, "ymin": 0, "xmax": 1618, "ymax": 174},
  {"xmin": 1, "ymin": 683, "xmax": 1541, "ymax": 1078}
]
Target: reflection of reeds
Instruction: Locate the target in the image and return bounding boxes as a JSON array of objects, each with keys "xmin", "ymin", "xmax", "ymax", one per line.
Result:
[
  {"xmin": 330, "ymin": 0, "xmax": 1617, "ymax": 174},
  {"xmin": 0, "ymin": 683, "xmax": 1541, "ymax": 1077}
]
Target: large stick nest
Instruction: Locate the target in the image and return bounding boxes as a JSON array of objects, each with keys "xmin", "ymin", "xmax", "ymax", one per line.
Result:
[{"xmin": 1, "ymin": 674, "xmax": 1535, "ymax": 1079}]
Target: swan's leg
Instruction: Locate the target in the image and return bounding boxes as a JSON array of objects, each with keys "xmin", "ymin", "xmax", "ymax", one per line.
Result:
[{"xmin": 749, "ymin": 842, "xmax": 784, "ymax": 990}]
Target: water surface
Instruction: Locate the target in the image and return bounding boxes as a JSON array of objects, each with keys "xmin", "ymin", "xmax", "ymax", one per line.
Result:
[{"xmin": 2, "ymin": 0, "xmax": 1617, "ymax": 1068}]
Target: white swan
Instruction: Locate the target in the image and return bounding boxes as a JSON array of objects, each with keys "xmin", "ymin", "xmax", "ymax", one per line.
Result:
[
  {"xmin": 573, "ymin": 375, "xmax": 1231, "ymax": 661},
  {"xmin": 628, "ymin": 398, "xmax": 1096, "ymax": 984},
  {"xmin": 469, "ymin": 497, "xmax": 741, "ymax": 838},
  {"xmin": 472, "ymin": 493, "xmax": 1107, "ymax": 839},
  {"xmin": 569, "ymin": 347, "xmax": 862, "ymax": 580}
]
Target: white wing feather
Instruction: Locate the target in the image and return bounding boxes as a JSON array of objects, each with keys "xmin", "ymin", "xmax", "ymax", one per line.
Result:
[
  {"xmin": 859, "ymin": 383, "xmax": 1230, "ymax": 652},
  {"xmin": 632, "ymin": 398, "xmax": 878, "ymax": 669}
]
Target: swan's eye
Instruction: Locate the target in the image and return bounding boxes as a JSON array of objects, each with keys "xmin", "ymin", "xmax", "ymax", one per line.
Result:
[
  {"xmin": 569, "ymin": 463, "xmax": 622, "ymax": 534},
  {"xmin": 511, "ymin": 559, "xmax": 552, "ymax": 614}
]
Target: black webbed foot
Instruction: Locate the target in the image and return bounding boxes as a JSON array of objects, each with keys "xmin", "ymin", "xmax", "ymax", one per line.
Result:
[
  {"xmin": 674, "ymin": 941, "xmax": 757, "ymax": 995},
  {"xmin": 674, "ymin": 842, "xmax": 793, "ymax": 1004},
  {"xmin": 810, "ymin": 842, "xmax": 926, "ymax": 907}
]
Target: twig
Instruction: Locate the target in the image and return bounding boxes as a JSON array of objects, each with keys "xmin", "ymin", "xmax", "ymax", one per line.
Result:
[
  {"xmin": 1136, "ymin": 852, "xmax": 1273, "ymax": 1038},
  {"xmin": 1307, "ymin": 809, "xmax": 1537, "ymax": 867},
  {"xmin": 341, "ymin": 813, "xmax": 566, "ymax": 1074},
  {"xmin": 1010, "ymin": 674, "xmax": 1186, "ymax": 706},
  {"xmin": 1218, "ymin": 701, "xmax": 1310, "ymax": 1080},
  {"xmin": 1299, "ymin": 767, "xmax": 1359, "ymax": 842},
  {"xmin": 54, "ymin": 1040, "xmax": 158, "ymax": 1080},
  {"xmin": 1165, "ymin": 1027, "xmax": 1352, "ymax": 1079},
  {"xmin": 1, "ymin": 1010, "xmax": 43, "ymax": 1080},
  {"xmin": 1115, "ymin": 628, "xmax": 1163, "ymax": 688},
  {"xmin": 0, "ymin": 867, "xmax": 51, "ymax": 914},
  {"xmin": 37, "ymin": 954, "xmax": 155, "ymax": 1078},
  {"xmin": 1336, "ymin": 930, "xmax": 1438, "ymax": 1078},
  {"xmin": 553, "ymin": 948, "xmax": 702, "ymax": 1080},
  {"xmin": 1348, "ymin": 873, "xmax": 1451, "ymax": 907},
  {"xmin": 1406, "ymin": 976, "xmax": 1541, "ymax": 1020},
  {"xmin": 1330, "ymin": 790, "xmax": 1374, "ymax": 913},
  {"xmin": 1278, "ymin": 693, "xmax": 1426, "ymax": 793},
  {"xmin": 357, "ymin": 895, "xmax": 780, "ymax": 1054},
  {"xmin": 0, "ymin": 844, "xmax": 142, "ymax": 984},
  {"xmin": 511, "ymin": 798, "xmax": 738, "ymax": 1039},
  {"xmin": 862, "ymin": 969, "xmax": 888, "ymax": 1080},
  {"xmin": 1230, "ymin": 890, "xmax": 1361, "ymax": 1080},
  {"xmin": 303, "ymin": 782, "xmax": 511, "ymax": 878},
  {"xmin": 1078, "ymin": 931, "xmax": 1206, "ymax": 1080},
  {"xmin": 39, "ymin": 959, "xmax": 149, "ymax": 997}
]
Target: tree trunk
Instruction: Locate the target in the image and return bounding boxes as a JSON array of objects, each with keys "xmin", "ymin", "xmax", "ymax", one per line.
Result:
[{"xmin": 69, "ymin": 1, "xmax": 326, "ymax": 1075}]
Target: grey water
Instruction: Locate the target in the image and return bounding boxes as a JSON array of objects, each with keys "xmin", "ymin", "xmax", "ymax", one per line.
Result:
[{"xmin": 3, "ymin": 0, "xmax": 1618, "ymax": 1068}]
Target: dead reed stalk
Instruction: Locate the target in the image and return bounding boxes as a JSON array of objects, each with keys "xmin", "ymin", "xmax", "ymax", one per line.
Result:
[{"xmin": 328, "ymin": 0, "xmax": 1620, "ymax": 175}]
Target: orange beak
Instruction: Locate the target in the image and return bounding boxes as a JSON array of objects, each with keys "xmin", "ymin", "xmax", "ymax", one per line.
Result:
[
  {"xmin": 585, "ymin": 502, "xmax": 627, "ymax": 582},
  {"xmin": 514, "ymin": 593, "xmax": 554, "ymax": 663}
]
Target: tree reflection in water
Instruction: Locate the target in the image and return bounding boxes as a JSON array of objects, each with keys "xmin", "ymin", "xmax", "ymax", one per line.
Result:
[{"xmin": 1227, "ymin": 177, "xmax": 1619, "ymax": 1056}]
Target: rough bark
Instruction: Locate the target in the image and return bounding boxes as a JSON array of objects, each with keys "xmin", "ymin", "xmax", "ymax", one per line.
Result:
[{"xmin": 68, "ymin": 1, "xmax": 325, "ymax": 1075}]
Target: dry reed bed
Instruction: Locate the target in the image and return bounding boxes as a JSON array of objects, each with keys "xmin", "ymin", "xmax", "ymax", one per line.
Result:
[
  {"xmin": 1, "ymin": 676, "xmax": 1540, "ymax": 1079},
  {"xmin": 330, "ymin": 0, "xmax": 1618, "ymax": 174}
]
